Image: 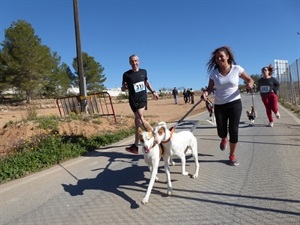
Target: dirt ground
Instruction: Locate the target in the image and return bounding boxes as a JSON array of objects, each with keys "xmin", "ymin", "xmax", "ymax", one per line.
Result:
[{"xmin": 0, "ymin": 97, "xmax": 208, "ymax": 158}]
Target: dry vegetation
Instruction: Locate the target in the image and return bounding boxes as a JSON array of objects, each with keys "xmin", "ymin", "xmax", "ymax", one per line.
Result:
[
  {"xmin": 0, "ymin": 96, "xmax": 208, "ymax": 159},
  {"xmin": 1, "ymin": 95, "xmax": 299, "ymax": 160}
]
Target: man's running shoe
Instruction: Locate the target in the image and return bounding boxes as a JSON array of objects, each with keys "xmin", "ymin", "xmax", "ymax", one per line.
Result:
[
  {"xmin": 220, "ymin": 138, "xmax": 227, "ymax": 151},
  {"xmin": 229, "ymin": 155, "xmax": 239, "ymax": 166},
  {"xmin": 125, "ymin": 144, "xmax": 138, "ymax": 154},
  {"xmin": 269, "ymin": 122, "xmax": 274, "ymax": 127},
  {"xmin": 275, "ymin": 112, "xmax": 280, "ymax": 119}
]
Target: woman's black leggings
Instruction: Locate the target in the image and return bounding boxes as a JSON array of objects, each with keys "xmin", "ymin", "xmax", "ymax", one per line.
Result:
[{"xmin": 214, "ymin": 99, "xmax": 242, "ymax": 144}]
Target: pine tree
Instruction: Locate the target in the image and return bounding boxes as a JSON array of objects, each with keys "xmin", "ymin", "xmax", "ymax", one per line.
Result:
[
  {"xmin": 72, "ymin": 52, "xmax": 106, "ymax": 93},
  {"xmin": 0, "ymin": 20, "xmax": 63, "ymax": 102}
]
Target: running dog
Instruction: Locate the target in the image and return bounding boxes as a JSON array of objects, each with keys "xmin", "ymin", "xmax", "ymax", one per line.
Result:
[
  {"xmin": 153, "ymin": 121, "xmax": 199, "ymax": 179},
  {"xmin": 138, "ymin": 127, "xmax": 172, "ymax": 205},
  {"xmin": 246, "ymin": 106, "xmax": 257, "ymax": 125}
]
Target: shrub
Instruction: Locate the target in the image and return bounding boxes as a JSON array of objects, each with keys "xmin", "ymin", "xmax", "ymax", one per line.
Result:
[{"xmin": 0, "ymin": 126, "xmax": 135, "ymax": 184}]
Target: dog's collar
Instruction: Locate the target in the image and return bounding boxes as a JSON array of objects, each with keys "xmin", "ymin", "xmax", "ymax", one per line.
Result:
[
  {"xmin": 145, "ymin": 143, "xmax": 156, "ymax": 154},
  {"xmin": 161, "ymin": 127, "xmax": 175, "ymax": 144}
]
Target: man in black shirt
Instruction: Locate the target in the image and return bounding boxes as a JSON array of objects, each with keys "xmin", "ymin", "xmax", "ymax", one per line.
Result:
[{"xmin": 121, "ymin": 54, "xmax": 159, "ymax": 154}]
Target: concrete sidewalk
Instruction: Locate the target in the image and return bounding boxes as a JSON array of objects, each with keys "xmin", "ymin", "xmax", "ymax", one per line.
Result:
[{"xmin": 0, "ymin": 93, "xmax": 299, "ymax": 225}]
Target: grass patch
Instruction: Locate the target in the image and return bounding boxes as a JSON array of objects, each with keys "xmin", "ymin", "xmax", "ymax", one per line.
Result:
[
  {"xmin": 0, "ymin": 120, "xmax": 135, "ymax": 184},
  {"xmin": 36, "ymin": 115, "xmax": 60, "ymax": 130},
  {"xmin": 279, "ymin": 99, "xmax": 300, "ymax": 118}
]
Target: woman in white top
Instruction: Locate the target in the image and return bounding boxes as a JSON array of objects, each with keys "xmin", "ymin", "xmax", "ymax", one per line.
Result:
[{"xmin": 201, "ymin": 46, "xmax": 254, "ymax": 166}]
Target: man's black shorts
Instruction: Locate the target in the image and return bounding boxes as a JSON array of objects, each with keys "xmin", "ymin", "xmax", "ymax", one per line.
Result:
[{"xmin": 130, "ymin": 101, "xmax": 147, "ymax": 112}]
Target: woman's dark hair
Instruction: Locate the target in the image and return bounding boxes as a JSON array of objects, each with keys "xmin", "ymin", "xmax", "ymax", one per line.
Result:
[
  {"xmin": 261, "ymin": 64, "xmax": 274, "ymax": 75},
  {"xmin": 207, "ymin": 46, "xmax": 237, "ymax": 73}
]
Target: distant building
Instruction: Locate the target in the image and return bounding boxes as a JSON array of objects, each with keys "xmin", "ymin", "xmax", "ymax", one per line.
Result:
[
  {"xmin": 67, "ymin": 86, "xmax": 80, "ymax": 95},
  {"xmin": 105, "ymin": 88, "xmax": 125, "ymax": 97},
  {"xmin": 66, "ymin": 86, "xmax": 125, "ymax": 97}
]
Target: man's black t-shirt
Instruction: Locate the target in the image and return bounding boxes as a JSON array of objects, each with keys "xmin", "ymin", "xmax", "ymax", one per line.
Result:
[{"xmin": 122, "ymin": 69, "xmax": 148, "ymax": 108}]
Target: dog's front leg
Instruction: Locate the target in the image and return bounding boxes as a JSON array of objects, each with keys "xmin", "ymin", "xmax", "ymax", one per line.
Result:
[
  {"xmin": 147, "ymin": 165, "xmax": 159, "ymax": 181},
  {"xmin": 142, "ymin": 163, "xmax": 159, "ymax": 205},
  {"xmin": 163, "ymin": 156, "xmax": 172, "ymax": 196}
]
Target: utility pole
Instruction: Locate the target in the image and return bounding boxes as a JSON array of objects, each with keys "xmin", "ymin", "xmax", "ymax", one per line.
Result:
[{"xmin": 73, "ymin": 0, "xmax": 87, "ymax": 113}]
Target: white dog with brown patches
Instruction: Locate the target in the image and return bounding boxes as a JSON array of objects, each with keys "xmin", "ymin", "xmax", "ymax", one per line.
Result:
[
  {"xmin": 153, "ymin": 121, "xmax": 199, "ymax": 179},
  {"xmin": 138, "ymin": 127, "xmax": 172, "ymax": 205}
]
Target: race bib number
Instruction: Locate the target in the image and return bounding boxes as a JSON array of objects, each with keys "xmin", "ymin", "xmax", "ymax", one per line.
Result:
[
  {"xmin": 133, "ymin": 81, "xmax": 146, "ymax": 93},
  {"xmin": 260, "ymin": 85, "xmax": 270, "ymax": 93}
]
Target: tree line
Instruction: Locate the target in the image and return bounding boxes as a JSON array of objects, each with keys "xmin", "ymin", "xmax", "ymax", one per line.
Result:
[{"xmin": 0, "ymin": 20, "xmax": 106, "ymax": 102}]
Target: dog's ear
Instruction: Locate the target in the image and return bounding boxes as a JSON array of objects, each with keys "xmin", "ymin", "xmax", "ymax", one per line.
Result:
[
  {"xmin": 144, "ymin": 124, "xmax": 153, "ymax": 132},
  {"xmin": 146, "ymin": 127, "xmax": 153, "ymax": 132},
  {"xmin": 138, "ymin": 127, "xmax": 144, "ymax": 134},
  {"xmin": 158, "ymin": 121, "xmax": 166, "ymax": 127},
  {"xmin": 158, "ymin": 126, "xmax": 166, "ymax": 135}
]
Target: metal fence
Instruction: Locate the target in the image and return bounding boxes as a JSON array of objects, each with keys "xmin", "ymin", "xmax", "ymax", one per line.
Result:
[
  {"xmin": 274, "ymin": 59, "xmax": 300, "ymax": 106},
  {"xmin": 56, "ymin": 91, "xmax": 117, "ymax": 123}
]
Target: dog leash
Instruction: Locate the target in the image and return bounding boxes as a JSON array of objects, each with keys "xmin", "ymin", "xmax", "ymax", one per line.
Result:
[
  {"xmin": 171, "ymin": 98, "xmax": 204, "ymax": 129},
  {"xmin": 251, "ymin": 89, "xmax": 255, "ymax": 109},
  {"xmin": 206, "ymin": 98, "xmax": 213, "ymax": 106}
]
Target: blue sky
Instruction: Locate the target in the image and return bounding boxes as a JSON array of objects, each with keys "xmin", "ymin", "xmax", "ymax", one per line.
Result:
[{"xmin": 1, "ymin": 0, "xmax": 299, "ymax": 91}]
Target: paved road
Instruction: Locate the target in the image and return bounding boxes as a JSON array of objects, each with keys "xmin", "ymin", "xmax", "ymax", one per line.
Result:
[{"xmin": 0, "ymin": 93, "xmax": 299, "ymax": 225}]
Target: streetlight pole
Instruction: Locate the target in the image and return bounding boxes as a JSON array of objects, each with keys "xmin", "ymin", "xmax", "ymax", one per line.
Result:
[
  {"xmin": 73, "ymin": 0, "xmax": 87, "ymax": 113},
  {"xmin": 297, "ymin": 32, "xmax": 300, "ymax": 58}
]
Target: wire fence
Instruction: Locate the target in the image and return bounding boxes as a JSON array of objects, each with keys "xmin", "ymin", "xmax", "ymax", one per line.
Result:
[{"xmin": 275, "ymin": 58, "xmax": 300, "ymax": 106}]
